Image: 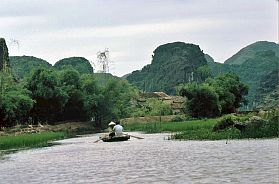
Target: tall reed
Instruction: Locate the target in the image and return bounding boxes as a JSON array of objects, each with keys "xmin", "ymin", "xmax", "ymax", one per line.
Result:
[{"xmin": 0, "ymin": 132, "xmax": 66, "ymax": 150}]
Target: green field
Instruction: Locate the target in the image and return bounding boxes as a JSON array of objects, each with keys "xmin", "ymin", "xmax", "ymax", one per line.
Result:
[
  {"xmin": 0, "ymin": 131, "xmax": 67, "ymax": 151},
  {"xmin": 123, "ymin": 116, "xmax": 278, "ymax": 140}
]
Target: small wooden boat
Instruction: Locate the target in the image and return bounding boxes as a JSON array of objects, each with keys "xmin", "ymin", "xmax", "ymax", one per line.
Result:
[{"xmin": 100, "ymin": 134, "xmax": 130, "ymax": 142}]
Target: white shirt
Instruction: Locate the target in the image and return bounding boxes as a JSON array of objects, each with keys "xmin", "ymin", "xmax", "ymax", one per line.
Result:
[{"xmin": 113, "ymin": 124, "xmax": 123, "ymax": 136}]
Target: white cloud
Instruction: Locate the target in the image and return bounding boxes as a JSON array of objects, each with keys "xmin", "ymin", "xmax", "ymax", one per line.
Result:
[
  {"xmin": 25, "ymin": 18, "xmax": 218, "ymax": 40},
  {"xmin": 0, "ymin": 0, "xmax": 277, "ymax": 77}
]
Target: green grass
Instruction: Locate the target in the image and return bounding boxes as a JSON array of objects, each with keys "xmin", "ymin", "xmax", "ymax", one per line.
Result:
[
  {"xmin": 173, "ymin": 128, "xmax": 241, "ymax": 140},
  {"xmin": 0, "ymin": 131, "xmax": 67, "ymax": 151},
  {"xmin": 124, "ymin": 119, "xmax": 218, "ymax": 133},
  {"xmin": 123, "ymin": 117, "xmax": 278, "ymax": 140}
]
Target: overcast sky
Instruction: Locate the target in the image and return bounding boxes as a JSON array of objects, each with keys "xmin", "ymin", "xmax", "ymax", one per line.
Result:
[{"xmin": 0, "ymin": 0, "xmax": 278, "ymax": 76}]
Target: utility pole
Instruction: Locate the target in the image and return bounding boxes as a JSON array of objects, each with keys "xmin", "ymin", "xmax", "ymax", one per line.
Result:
[{"xmin": 97, "ymin": 48, "xmax": 110, "ymax": 73}]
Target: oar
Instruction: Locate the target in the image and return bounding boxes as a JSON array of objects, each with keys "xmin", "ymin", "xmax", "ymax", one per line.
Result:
[
  {"xmin": 124, "ymin": 133, "xmax": 144, "ymax": 139},
  {"xmin": 94, "ymin": 135, "xmax": 104, "ymax": 143},
  {"xmin": 94, "ymin": 139, "xmax": 102, "ymax": 143}
]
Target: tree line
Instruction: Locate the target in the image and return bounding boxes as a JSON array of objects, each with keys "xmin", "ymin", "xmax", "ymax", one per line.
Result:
[{"xmin": 0, "ymin": 66, "xmax": 138, "ymax": 128}]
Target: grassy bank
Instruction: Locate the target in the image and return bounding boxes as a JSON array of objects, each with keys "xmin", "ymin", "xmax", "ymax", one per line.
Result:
[
  {"xmin": 0, "ymin": 131, "xmax": 67, "ymax": 151},
  {"xmin": 123, "ymin": 116, "xmax": 278, "ymax": 140}
]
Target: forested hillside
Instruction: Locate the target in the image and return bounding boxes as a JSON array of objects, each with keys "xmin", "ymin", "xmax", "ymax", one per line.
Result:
[
  {"xmin": 208, "ymin": 42, "xmax": 278, "ymax": 109},
  {"xmin": 254, "ymin": 69, "xmax": 278, "ymax": 109},
  {"xmin": 127, "ymin": 41, "xmax": 278, "ymax": 109},
  {"xmin": 10, "ymin": 56, "xmax": 51, "ymax": 79},
  {"xmin": 224, "ymin": 41, "xmax": 279, "ymax": 65},
  {"xmin": 127, "ymin": 42, "xmax": 208, "ymax": 94},
  {"xmin": 54, "ymin": 57, "xmax": 94, "ymax": 75}
]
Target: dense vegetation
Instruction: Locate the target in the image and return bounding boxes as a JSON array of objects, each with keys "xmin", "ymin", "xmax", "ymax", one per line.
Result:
[
  {"xmin": 127, "ymin": 41, "xmax": 278, "ymax": 110},
  {"xmin": 179, "ymin": 83, "xmax": 221, "ymax": 118},
  {"xmin": 0, "ymin": 38, "xmax": 139, "ymax": 129},
  {"xmin": 209, "ymin": 50, "xmax": 278, "ymax": 109},
  {"xmin": 124, "ymin": 114, "xmax": 278, "ymax": 140},
  {"xmin": 1, "ymin": 65, "xmax": 138, "ymax": 128},
  {"xmin": 10, "ymin": 56, "xmax": 51, "ymax": 79},
  {"xmin": 179, "ymin": 73, "xmax": 248, "ymax": 117},
  {"xmin": 132, "ymin": 98, "xmax": 172, "ymax": 117},
  {"xmin": 127, "ymin": 42, "xmax": 208, "ymax": 94},
  {"xmin": 0, "ymin": 69, "xmax": 33, "ymax": 127},
  {"xmin": 255, "ymin": 69, "xmax": 278, "ymax": 109},
  {"xmin": 54, "ymin": 57, "xmax": 93, "ymax": 75},
  {"xmin": 224, "ymin": 41, "xmax": 279, "ymax": 65}
]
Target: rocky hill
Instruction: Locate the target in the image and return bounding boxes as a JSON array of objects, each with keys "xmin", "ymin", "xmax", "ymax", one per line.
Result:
[
  {"xmin": 0, "ymin": 38, "xmax": 9, "ymax": 70},
  {"xmin": 10, "ymin": 56, "xmax": 51, "ymax": 79},
  {"xmin": 204, "ymin": 54, "xmax": 214, "ymax": 63},
  {"xmin": 127, "ymin": 42, "xmax": 207, "ymax": 94},
  {"xmin": 54, "ymin": 57, "xmax": 93, "ymax": 75}
]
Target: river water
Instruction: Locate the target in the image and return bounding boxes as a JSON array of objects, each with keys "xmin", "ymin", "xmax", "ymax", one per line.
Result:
[{"xmin": 0, "ymin": 133, "xmax": 278, "ymax": 184}]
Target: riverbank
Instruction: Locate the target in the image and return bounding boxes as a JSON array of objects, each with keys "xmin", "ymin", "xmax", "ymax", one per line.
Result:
[
  {"xmin": 123, "ymin": 115, "xmax": 278, "ymax": 140},
  {"xmin": 0, "ymin": 121, "xmax": 95, "ymax": 136},
  {"xmin": 0, "ymin": 121, "xmax": 96, "ymax": 152},
  {"xmin": 0, "ymin": 131, "xmax": 67, "ymax": 153}
]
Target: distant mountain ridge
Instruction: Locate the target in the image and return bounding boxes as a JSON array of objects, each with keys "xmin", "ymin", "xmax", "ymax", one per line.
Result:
[{"xmin": 224, "ymin": 41, "xmax": 279, "ymax": 65}]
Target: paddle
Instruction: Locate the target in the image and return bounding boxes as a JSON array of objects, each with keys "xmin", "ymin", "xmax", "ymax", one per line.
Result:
[
  {"xmin": 94, "ymin": 139, "xmax": 102, "ymax": 143},
  {"xmin": 124, "ymin": 133, "xmax": 144, "ymax": 139}
]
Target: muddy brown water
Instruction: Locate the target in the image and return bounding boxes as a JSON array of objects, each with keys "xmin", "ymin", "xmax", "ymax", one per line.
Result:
[{"xmin": 0, "ymin": 133, "xmax": 278, "ymax": 184}]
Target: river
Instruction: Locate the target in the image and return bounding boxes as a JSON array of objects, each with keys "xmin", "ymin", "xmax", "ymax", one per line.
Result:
[{"xmin": 0, "ymin": 133, "xmax": 278, "ymax": 184}]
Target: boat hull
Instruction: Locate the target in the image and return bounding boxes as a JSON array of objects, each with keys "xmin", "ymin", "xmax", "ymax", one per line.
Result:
[{"xmin": 101, "ymin": 135, "xmax": 130, "ymax": 142}]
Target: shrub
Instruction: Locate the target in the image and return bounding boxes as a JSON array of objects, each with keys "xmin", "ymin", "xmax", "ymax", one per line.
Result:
[
  {"xmin": 179, "ymin": 83, "xmax": 221, "ymax": 118},
  {"xmin": 213, "ymin": 115, "xmax": 236, "ymax": 132},
  {"xmin": 171, "ymin": 116, "xmax": 185, "ymax": 122}
]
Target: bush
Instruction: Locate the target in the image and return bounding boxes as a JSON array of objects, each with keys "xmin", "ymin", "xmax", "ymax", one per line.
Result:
[
  {"xmin": 180, "ymin": 83, "xmax": 221, "ymax": 118},
  {"xmin": 171, "ymin": 116, "xmax": 185, "ymax": 122},
  {"xmin": 0, "ymin": 71, "xmax": 33, "ymax": 127},
  {"xmin": 132, "ymin": 98, "xmax": 172, "ymax": 117},
  {"xmin": 213, "ymin": 115, "xmax": 236, "ymax": 132},
  {"xmin": 239, "ymin": 116, "xmax": 277, "ymax": 138}
]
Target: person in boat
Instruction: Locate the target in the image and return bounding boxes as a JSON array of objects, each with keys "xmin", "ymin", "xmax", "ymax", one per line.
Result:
[
  {"xmin": 113, "ymin": 121, "xmax": 123, "ymax": 136},
  {"xmin": 108, "ymin": 121, "xmax": 116, "ymax": 138}
]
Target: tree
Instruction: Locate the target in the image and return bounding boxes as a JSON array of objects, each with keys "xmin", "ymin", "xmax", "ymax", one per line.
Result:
[
  {"xmin": 58, "ymin": 68, "xmax": 88, "ymax": 121},
  {"xmin": 81, "ymin": 74, "xmax": 100, "ymax": 121},
  {"xmin": 0, "ymin": 70, "xmax": 33, "ymax": 127},
  {"xmin": 206, "ymin": 73, "xmax": 248, "ymax": 114},
  {"xmin": 179, "ymin": 83, "xmax": 221, "ymax": 118},
  {"xmin": 26, "ymin": 68, "xmax": 68, "ymax": 123},
  {"xmin": 196, "ymin": 65, "xmax": 212, "ymax": 82},
  {"xmin": 94, "ymin": 78, "xmax": 139, "ymax": 128},
  {"xmin": 0, "ymin": 38, "xmax": 33, "ymax": 128}
]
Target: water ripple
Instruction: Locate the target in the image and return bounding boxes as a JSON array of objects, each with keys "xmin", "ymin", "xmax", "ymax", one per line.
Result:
[{"xmin": 0, "ymin": 133, "xmax": 278, "ymax": 184}]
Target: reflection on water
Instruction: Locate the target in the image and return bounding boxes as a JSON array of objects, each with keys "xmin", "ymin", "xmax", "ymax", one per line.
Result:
[{"xmin": 0, "ymin": 133, "xmax": 278, "ymax": 184}]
